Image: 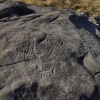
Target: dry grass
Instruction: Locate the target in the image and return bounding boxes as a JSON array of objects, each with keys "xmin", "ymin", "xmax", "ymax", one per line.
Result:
[{"xmin": 0, "ymin": 0, "xmax": 100, "ymax": 23}]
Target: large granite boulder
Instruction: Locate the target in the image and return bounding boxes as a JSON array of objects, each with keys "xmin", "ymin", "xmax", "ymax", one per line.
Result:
[{"xmin": 0, "ymin": 1, "xmax": 100, "ymax": 100}]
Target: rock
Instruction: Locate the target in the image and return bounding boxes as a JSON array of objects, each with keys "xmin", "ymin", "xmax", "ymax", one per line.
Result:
[
  {"xmin": 84, "ymin": 52, "xmax": 100, "ymax": 76},
  {"xmin": 0, "ymin": 1, "xmax": 100, "ymax": 100},
  {"xmin": 0, "ymin": 1, "xmax": 35, "ymax": 19}
]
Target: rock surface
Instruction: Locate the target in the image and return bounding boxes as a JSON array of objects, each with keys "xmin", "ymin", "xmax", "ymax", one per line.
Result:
[{"xmin": 0, "ymin": 1, "xmax": 100, "ymax": 100}]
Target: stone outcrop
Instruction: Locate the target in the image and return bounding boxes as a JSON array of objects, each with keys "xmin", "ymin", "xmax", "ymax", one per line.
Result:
[{"xmin": 0, "ymin": 1, "xmax": 100, "ymax": 100}]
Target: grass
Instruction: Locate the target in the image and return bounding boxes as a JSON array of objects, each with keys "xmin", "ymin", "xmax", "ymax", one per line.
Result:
[{"xmin": 0, "ymin": 0, "xmax": 100, "ymax": 23}]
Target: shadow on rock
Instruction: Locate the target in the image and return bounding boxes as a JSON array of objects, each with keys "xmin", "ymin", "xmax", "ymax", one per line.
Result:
[
  {"xmin": 69, "ymin": 14, "xmax": 100, "ymax": 35},
  {"xmin": 14, "ymin": 82, "xmax": 38, "ymax": 100},
  {"xmin": 89, "ymin": 86, "xmax": 100, "ymax": 100},
  {"xmin": 0, "ymin": 2, "xmax": 35, "ymax": 19},
  {"xmin": 80, "ymin": 86, "xmax": 100, "ymax": 100}
]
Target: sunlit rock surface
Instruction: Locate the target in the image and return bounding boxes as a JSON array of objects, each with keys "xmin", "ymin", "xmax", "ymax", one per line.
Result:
[{"xmin": 0, "ymin": 1, "xmax": 100, "ymax": 100}]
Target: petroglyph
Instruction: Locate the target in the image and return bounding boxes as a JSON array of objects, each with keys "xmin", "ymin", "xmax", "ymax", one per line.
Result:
[{"xmin": 0, "ymin": 1, "xmax": 100, "ymax": 100}]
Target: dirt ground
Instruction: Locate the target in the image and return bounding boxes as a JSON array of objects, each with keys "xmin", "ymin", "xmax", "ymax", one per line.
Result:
[{"xmin": 1, "ymin": 0, "xmax": 100, "ymax": 24}]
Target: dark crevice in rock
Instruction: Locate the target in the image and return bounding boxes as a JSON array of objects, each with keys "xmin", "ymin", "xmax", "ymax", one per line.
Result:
[
  {"xmin": 0, "ymin": 86, "xmax": 4, "ymax": 90},
  {"xmin": 80, "ymin": 86, "xmax": 100, "ymax": 100},
  {"xmin": 76, "ymin": 53, "xmax": 94, "ymax": 79},
  {"xmin": 77, "ymin": 53, "xmax": 87, "ymax": 66},
  {"xmin": 37, "ymin": 34, "xmax": 47, "ymax": 44},
  {"xmin": 84, "ymin": 66, "xmax": 94, "ymax": 79},
  {"xmin": 82, "ymin": 65, "xmax": 94, "ymax": 80},
  {"xmin": 94, "ymin": 71, "xmax": 100, "ymax": 77},
  {"xmin": 49, "ymin": 16, "xmax": 59, "ymax": 22},
  {"xmin": 71, "ymin": 52, "xmax": 95, "ymax": 79},
  {"xmin": 71, "ymin": 52, "xmax": 87, "ymax": 66},
  {"xmin": 89, "ymin": 86, "xmax": 100, "ymax": 100}
]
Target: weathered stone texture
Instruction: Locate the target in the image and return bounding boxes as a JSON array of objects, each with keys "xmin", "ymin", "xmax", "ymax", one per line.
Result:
[{"xmin": 0, "ymin": 1, "xmax": 100, "ymax": 100}]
